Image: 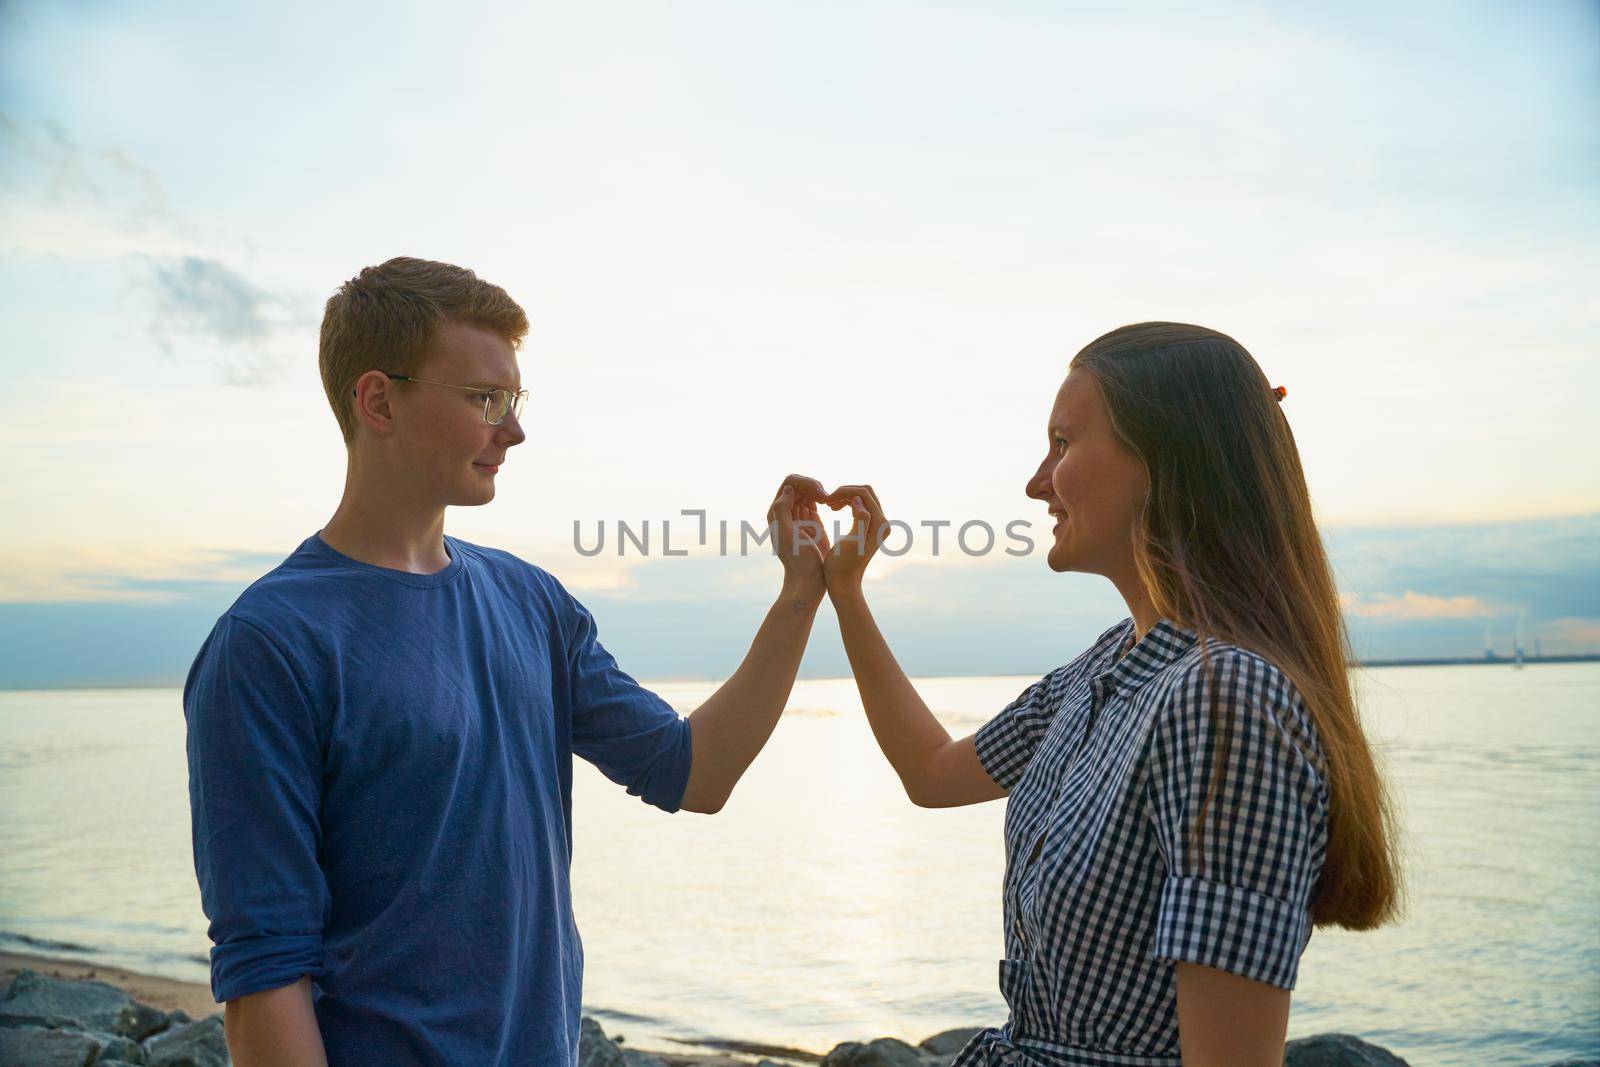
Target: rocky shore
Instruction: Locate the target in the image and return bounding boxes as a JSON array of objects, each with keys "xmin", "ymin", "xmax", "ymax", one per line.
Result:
[
  {"xmin": 4, "ymin": 964, "xmax": 1595, "ymax": 1066},
  {"xmin": 1, "ymin": 968, "xmax": 225, "ymax": 1066}
]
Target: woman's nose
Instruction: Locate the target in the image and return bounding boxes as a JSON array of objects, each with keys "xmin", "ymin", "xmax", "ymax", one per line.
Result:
[{"xmin": 1025, "ymin": 454, "xmax": 1052, "ymax": 501}]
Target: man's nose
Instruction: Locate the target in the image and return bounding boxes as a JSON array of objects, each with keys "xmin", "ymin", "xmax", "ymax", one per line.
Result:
[{"xmin": 497, "ymin": 412, "xmax": 527, "ymax": 447}]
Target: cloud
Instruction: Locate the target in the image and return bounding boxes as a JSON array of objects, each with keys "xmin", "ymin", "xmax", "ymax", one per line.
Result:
[
  {"xmin": 0, "ymin": 546, "xmax": 293, "ymax": 604},
  {"xmin": 1340, "ymin": 591, "xmax": 1492, "ymax": 621},
  {"xmin": 2, "ymin": 513, "xmax": 1596, "ymax": 687},
  {"xmin": 0, "ymin": 110, "xmax": 178, "ymax": 233},
  {"xmin": 1326, "ymin": 514, "xmax": 1600, "ymax": 624},
  {"xmin": 1, "ymin": 112, "xmax": 307, "ymax": 383},
  {"xmin": 1541, "ymin": 617, "xmax": 1600, "ymax": 650},
  {"xmin": 142, "ymin": 254, "xmax": 308, "ymax": 383},
  {"xmin": 542, "ymin": 514, "xmax": 1600, "ymax": 669},
  {"xmin": 148, "ymin": 256, "xmax": 276, "ymax": 344}
]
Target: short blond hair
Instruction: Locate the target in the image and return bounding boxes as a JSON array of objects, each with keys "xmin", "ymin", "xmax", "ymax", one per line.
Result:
[{"xmin": 319, "ymin": 257, "xmax": 529, "ymax": 441}]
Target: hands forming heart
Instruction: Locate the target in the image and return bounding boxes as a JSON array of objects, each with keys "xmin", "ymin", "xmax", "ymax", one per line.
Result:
[{"xmin": 766, "ymin": 474, "xmax": 890, "ymax": 597}]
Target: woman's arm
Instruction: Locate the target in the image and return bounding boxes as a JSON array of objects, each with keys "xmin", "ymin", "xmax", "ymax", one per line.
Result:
[
  {"xmin": 1174, "ymin": 962, "xmax": 1290, "ymax": 1067},
  {"xmin": 223, "ymin": 976, "xmax": 328, "ymax": 1067},
  {"xmin": 824, "ymin": 483, "xmax": 1006, "ymax": 808}
]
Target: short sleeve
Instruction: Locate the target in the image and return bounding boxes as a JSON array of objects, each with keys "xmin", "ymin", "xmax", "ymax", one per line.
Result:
[
  {"xmin": 559, "ymin": 592, "xmax": 693, "ymax": 813},
  {"xmin": 1144, "ymin": 650, "xmax": 1329, "ymax": 990},
  {"xmin": 183, "ymin": 615, "xmax": 330, "ymax": 1002},
  {"xmin": 974, "ymin": 669, "xmax": 1067, "ymax": 790}
]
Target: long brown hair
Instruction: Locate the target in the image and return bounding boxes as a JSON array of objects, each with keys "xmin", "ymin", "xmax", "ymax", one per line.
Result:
[{"xmin": 1072, "ymin": 322, "xmax": 1402, "ymax": 931}]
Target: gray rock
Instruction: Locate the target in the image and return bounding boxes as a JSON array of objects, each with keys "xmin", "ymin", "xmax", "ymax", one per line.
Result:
[
  {"xmin": 822, "ymin": 1037, "xmax": 930, "ymax": 1067},
  {"xmin": 87, "ymin": 1029, "xmax": 148, "ymax": 1063},
  {"xmin": 140, "ymin": 1015, "xmax": 228, "ymax": 1067},
  {"xmin": 0, "ymin": 1023, "xmax": 102, "ymax": 1067},
  {"xmin": 919, "ymin": 1028, "xmax": 981, "ymax": 1056},
  {"xmin": 0, "ymin": 970, "xmax": 170, "ymax": 1041},
  {"xmin": 574, "ymin": 1018, "xmax": 667, "ymax": 1067},
  {"xmin": 578, "ymin": 1016, "xmax": 625, "ymax": 1067},
  {"xmin": 0, "ymin": 1021, "xmax": 148, "ymax": 1065},
  {"xmin": 1285, "ymin": 1033, "xmax": 1409, "ymax": 1067}
]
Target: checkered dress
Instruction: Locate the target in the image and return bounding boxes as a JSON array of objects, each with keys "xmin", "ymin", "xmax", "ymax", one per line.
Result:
[{"xmin": 953, "ymin": 618, "xmax": 1330, "ymax": 1067}]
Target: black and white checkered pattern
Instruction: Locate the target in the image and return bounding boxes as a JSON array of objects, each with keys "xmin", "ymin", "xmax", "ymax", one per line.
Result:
[{"xmin": 953, "ymin": 618, "xmax": 1330, "ymax": 1066}]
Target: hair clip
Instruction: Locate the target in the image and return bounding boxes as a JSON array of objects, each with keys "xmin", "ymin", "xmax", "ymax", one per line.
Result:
[{"xmin": 1272, "ymin": 385, "xmax": 1288, "ymax": 402}]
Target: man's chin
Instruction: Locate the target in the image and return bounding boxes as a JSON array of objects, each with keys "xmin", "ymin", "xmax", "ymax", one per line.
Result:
[{"xmin": 448, "ymin": 485, "xmax": 497, "ymax": 507}]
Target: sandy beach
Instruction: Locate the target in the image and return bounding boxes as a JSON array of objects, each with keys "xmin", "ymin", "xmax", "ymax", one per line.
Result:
[{"xmin": 0, "ymin": 950, "xmax": 222, "ymax": 1020}]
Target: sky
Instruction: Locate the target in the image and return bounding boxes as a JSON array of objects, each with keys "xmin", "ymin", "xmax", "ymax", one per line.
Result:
[{"xmin": 1, "ymin": 0, "xmax": 1597, "ymax": 686}]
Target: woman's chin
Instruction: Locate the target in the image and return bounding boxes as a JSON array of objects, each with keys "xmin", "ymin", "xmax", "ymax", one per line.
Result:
[{"xmin": 1046, "ymin": 544, "xmax": 1075, "ymax": 573}]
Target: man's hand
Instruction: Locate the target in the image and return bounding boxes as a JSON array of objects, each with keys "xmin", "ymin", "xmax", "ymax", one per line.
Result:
[
  {"xmin": 822, "ymin": 483, "xmax": 888, "ymax": 595},
  {"xmin": 679, "ymin": 475, "xmax": 830, "ymax": 814},
  {"xmin": 767, "ymin": 474, "xmax": 831, "ymax": 598}
]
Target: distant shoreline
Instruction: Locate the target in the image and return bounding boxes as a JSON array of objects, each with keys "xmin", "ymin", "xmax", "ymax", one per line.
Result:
[
  {"xmin": 2, "ymin": 655, "xmax": 1596, "ymax": 693},
  {"xmin": 1356, "ymin": 653, "xmax": 1600, "ymax": 668}
]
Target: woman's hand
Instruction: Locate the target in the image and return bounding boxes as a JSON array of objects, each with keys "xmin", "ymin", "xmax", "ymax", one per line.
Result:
[
  {"xmin": 823, "ymin": 483, "xmax": 889, "ymax": 595},
  {"xmin": 767, "ymin": 474, "xmax": 831, "ymax": 598}
]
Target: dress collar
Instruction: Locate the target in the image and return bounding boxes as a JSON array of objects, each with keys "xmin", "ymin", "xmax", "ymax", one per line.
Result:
[{"xmin": 1094, "ymin": 617, "xmax": 1198, "ymax": 699}]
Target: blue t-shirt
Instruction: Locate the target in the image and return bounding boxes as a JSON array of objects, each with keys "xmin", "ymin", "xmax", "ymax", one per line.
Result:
[{"xmin": 183, "ymin": 533, "xmax": 693, "ymax": 1065}]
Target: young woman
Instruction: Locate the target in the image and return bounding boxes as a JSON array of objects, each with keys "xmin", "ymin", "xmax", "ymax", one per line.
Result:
[{"xmin": 808, "ymin": 323, "xmax": 1402, "ymax": 1066}]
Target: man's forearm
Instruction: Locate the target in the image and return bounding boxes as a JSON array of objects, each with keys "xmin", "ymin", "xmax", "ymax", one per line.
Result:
[
  {"xmin": 680, "ymin": 578, "xmax": 822, "ymax": 813},
  {"xmin": 224, "ymin": 976, "xmax": 328, "ymax": 1067}
]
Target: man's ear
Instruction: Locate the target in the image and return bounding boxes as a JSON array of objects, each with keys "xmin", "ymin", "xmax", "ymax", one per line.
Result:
[{"xmin": 352, "ymin": 370, "xmax": 398, "ymax": 437}]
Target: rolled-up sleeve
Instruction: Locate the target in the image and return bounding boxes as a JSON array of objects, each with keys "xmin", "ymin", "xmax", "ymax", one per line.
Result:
[
  {"xmin": 974, "ymin": 669, "xmax": 1066, "ymax": 791},
  {"xmin": 184, "ymin": 615, "xmax": 329, "ymax": 1002},
  {"xmin": 559, "ymin": 595, "xmax": 692, "ymax": 813},
  {"xmin": 1144, "ymin": 651, "xmax": 1329, "ymax": 989}
]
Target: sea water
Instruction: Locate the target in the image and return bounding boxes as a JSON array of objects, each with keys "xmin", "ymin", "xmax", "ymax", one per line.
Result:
[{"xmin": 1, "ymin": 665, "xmax": 1595, "ymax": 1063}]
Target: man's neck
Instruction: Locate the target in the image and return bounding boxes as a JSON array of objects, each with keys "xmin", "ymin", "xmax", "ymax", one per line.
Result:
[{"xmin": 320, "ymin": 459, "xmax": 452, "ymax": 575}]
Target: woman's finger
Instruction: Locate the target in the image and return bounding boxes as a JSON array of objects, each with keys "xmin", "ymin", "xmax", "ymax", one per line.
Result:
[
  {"xmin": 830, "ymin": 484, "xmax": 885, "ymax": 523},
  {"xmin": 769, "ymin": 487, "xmax": 817, "ymax": 558},
  {"xmin": 828, "ymin": 488, "xmax": 887, "ymax": 555},
  {"xmin": 843, "ymin": 495, "xmax": 871, "ymax": 548},
  {"xmin": 802, "ymin": 501, "xmax": 832, "ymax": 552},
  {"xmin": 778, "ymin": 473, "xmax": 830, "ymax": 506},
  {"xmin": 767, "ymin": 483, "xmax": 797, "ymax": 524}
]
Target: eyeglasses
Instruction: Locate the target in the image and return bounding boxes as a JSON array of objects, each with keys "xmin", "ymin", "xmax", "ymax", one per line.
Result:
[{"xmin": 381, "ymin": 373, "xmax": 528, "ymax": 426}]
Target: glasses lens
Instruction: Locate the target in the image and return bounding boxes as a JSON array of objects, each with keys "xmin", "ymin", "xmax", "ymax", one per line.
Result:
[
  {"xmin": 510, "ymin": 391, "xmax": 526, "ymax": 422},
  {"xmin": 485, "ymin": 390, "xmax": 510, "ymax": 425}
]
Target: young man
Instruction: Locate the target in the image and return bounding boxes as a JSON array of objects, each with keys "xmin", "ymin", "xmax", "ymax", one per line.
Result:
[{"xmin": 183, "ymin": 257, "xmax": 832, "ymax": 1066}]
